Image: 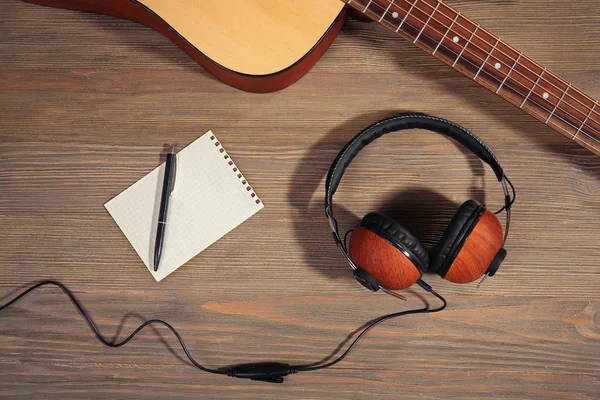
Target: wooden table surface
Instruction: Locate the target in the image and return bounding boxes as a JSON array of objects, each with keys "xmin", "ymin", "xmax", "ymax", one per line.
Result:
[{"xmin": 1, "ymin": 1, "xmax": 599, "ymax": 399}]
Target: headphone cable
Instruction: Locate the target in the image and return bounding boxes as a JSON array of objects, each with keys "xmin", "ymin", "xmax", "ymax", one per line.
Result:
[
  {"xmin": 0, "ymin": 280, "xmax": 446, "ymax": 383},
  {"xmin": 294, "ymin": 287, "xmax": 446, "ymax": 372}
]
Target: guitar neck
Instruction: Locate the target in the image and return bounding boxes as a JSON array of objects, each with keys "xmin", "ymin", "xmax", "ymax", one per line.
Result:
[{"xmin": 343, "ymin": 0, "xmax": 600, "ymax": 156}]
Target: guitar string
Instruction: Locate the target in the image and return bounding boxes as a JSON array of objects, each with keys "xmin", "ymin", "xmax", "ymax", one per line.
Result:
[
  {"xmin": 355, "ymin": 0, "xmax": 600, "ymax": 125},
  {"xmin": 349, "ymin": 1, "xmax": 600, "ymax": 149},
  {"xmin": 421, "ymin": 0, "xmax": 600, "ymax": 116},
  {"xmin": 360, "ymin": 0, "xmax": 600, "ymax": 132},
  {"xmin": 361, "ymin": 0, "xmax": 600, "ymax": 136},
  {"xmin": 361, "ymin": 0, "xmax": 600, "ymax": 145},
  {"xmin": 416, "ymin": 0, "xmax": 600, "ymax": 122},
  {"xmin": 373, "ymin": 0, "xmax": 600, "ymax": 126},
  {"xmin": 360, "ymin": 0, "xmax": 600, "ymax": 145}
]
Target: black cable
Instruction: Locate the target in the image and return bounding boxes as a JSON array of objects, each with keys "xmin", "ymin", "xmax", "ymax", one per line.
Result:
[
  {"xmin": 0, "ymin": 280, "xmax": 447, "ymax": 382},
  {"xmin": 495, "ymin": 175, "xmax": 517, "ymax": 215},
  {"xmin": 0, "ymin": 281, "xmax": 226, "ymax": 376},
  {"xmin": 294, "ymin": 289, "xmax": 446, "ymax": 372},
  {"xmin": 505, "ymin": 176, "xmax": 516, "ymax": 208}
]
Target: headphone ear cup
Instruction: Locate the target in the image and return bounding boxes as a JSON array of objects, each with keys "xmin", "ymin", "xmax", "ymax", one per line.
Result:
[
  {"xmin": 348, "ymin": 213, "xmax": 429, "ymax": 290},
  {"xmin": 431, "ymin": 200, "xmax": 504, "ymax": 283}
]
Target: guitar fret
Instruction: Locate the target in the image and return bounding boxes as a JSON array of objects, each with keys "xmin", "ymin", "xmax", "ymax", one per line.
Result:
[
  {"xmin": 396, "ymin": 0, "xmax": 418, "ymax": 32},
  {"xmin": 379, "ymin": 0, "xmax": 394, "ymax": 22},
  {"xmin": 473, "ymin": 39, "xmax": 499, "ymax": 80},
  {"xmin": 575, "ymin": 102, "xmax": 597, "ymax": 139},
  {"xmin": 496, "ymin": 52, "xmax": 522, "ymax": 94},
  {"xmin": 552, "ymin": 117, "xmax": 583, "ymax": 142},
  {"xmin": 358, "ymin": 0, "xmax": 388, "ymax": 22},
  {"xmin": 546, "ymin": 84, "xmax": 571, "ymax": 123},
  {"xmin": 433, "ymin": 12, "xmax": 460, "ymax": 55},
  {"xmin": 342, "ymin": 0, "xmax": 600, "ymax": 157},
  {"xmin": 520, "ymin": 68, "xmax": 545, "ymax": 108},
  {"xmin": 452, "ymin": 25, "xmax": 479, "ymax": 67},
  {"xmin": 414, "ymin": 2, "xmax": 440, "ymax": 43}
]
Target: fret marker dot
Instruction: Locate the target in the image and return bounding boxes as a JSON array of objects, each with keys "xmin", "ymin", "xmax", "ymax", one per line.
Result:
[
  {"xmin": 495, "ymin": 62, "xmax": 502, "ymax": 70},
  {"xmin": 453, "ymin": 36, "xmax": 460, "ymax": 43},
  {"xmin": 392, "ymin": 11, "xmax": 399, "ymax": 18},
  {"xmin": 543, "ymin": 92, "xmax": 550, "ymax": 99}
]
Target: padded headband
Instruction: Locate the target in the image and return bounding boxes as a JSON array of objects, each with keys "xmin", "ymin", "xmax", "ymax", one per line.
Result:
[{"xmin": 325, "ymin": 114, "xmax": 505, "ymax": 216}]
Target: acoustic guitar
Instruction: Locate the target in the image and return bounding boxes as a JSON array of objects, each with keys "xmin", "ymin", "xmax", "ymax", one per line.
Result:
[{"xmin": 21, "ymin": 0, "xmax": 600, "ymax": 157}]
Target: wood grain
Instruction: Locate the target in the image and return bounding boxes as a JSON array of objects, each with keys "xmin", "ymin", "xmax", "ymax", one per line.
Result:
[
  {"xmin": 349, "ymin": 226, "xmax": 423, "ymax": 290},
  {"xmin": 344, "ymin": 0, "xmax": 600, "ymax": 157},
  {"xmin": 444, "ymin": 209, "xmax": 503, "ymax": 284},
  {"xmin": 0, "ymin": 0, "xmax": 599, "ymax": 398}
]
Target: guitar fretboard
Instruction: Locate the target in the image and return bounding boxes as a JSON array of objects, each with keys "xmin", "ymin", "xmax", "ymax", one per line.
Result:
[{"xmin": 343, "ymin": 0, "xmax": 600, "ymax": 155}]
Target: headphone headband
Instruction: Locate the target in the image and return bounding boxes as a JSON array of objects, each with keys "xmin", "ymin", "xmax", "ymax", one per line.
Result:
[{"xmin": 325, "ymin": 115, "xmax": 505, "ymax": 217}]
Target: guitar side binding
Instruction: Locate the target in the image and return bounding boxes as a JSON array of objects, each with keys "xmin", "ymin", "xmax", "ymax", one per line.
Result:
[{"xmin": 21, "ymin": 0, "xmax": 348, "ymax": 93}]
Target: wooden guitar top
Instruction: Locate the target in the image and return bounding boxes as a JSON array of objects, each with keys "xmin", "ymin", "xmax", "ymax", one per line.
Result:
[{"xmin": 138, "ymin": 0, "xmax": 344, "ymax": 75}]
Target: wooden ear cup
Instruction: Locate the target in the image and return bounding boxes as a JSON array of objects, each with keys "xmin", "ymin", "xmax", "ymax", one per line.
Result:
[
  {"xmin": 348, "ymin": 213, "xmax": 428, "ymax": 290},
  {"xmin": 431, "ymin": 201, "xmax": 504, "ymax": 284}
]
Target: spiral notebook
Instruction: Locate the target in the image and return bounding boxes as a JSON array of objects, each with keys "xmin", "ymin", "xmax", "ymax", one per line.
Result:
[{"xmin": 105, "ymin": 131, "xmax": 264, "ymax": 282}]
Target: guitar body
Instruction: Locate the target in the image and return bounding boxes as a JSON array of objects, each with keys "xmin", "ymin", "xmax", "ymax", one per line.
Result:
[
  {"xmin": 19, "ymin": 0, "xmax": 600, "ymax": 156},
  {"xmin": 22, "ymin": 0, "xmax": 347, "ymax": 92}
]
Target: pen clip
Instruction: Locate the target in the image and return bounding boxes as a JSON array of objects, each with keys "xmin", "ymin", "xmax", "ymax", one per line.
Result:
[{"xmin": 169, "ymin": 145, "xmax": 177, "ymax": 195}]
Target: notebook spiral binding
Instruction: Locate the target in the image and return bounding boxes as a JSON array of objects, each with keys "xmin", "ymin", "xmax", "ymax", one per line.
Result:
[{"xmin": 210, "ymin": 135, "xmax": 261, "ymax": 205}]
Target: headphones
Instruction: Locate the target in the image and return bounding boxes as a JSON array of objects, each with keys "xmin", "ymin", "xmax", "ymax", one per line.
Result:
[
  {"xmin": 325, "ymin": 115, "xmax": 515, "ymax": 296},
  {"xmin": 0, "ymin": 115, "xmax": 516, "ymax": 383}
]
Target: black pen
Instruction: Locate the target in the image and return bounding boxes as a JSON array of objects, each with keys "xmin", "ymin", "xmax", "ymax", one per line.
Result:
[{"xmin": 154, "ymin": 145, "xmax": 177, "ymax": 272}]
